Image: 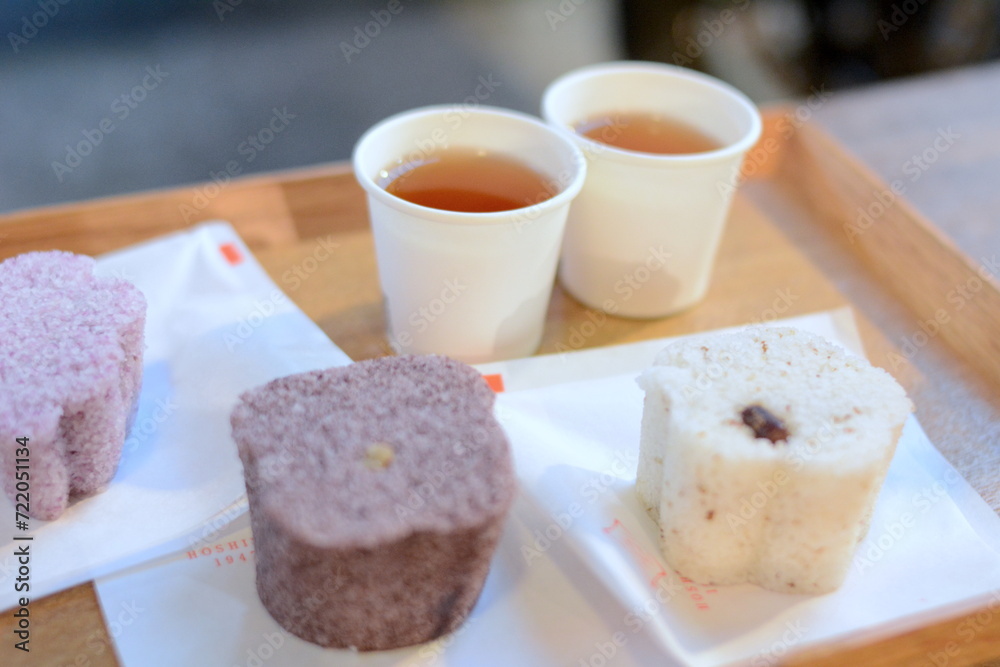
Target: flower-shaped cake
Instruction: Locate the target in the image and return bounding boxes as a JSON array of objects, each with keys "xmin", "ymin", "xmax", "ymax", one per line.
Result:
[{"xmin": 0, "ymin": 251, "xmax": 146, "ymax": 520}]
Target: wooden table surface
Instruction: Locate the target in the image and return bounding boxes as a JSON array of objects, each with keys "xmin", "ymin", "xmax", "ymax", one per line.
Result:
[{"xmin": 1, "ymin": 71, "xmax": 999, "ymax": 667}]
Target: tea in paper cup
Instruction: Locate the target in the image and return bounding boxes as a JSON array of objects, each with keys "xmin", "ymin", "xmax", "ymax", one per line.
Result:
[
  {"xmin": 353, "ymin": 105, "xmax": 586, "ymax": 363},
  {"xmin": 542, "ymin": 61, "xmax": 762, "ymax": 318}
]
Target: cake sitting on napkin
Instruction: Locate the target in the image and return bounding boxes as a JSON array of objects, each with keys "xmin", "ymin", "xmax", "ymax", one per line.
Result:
[
  {"xmin": 0, "ymin": 251, "xmax": 147, "ymax": 520},
  {"xmin": 636, "ymin": 327, "xmax": 912, "ymax": 594},
  {"xmin": 231, "ymin": 354, "xmax": 516, "ymax": 650}
]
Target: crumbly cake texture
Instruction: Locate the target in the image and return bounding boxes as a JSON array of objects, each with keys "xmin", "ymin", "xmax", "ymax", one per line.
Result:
[
  {"xmin": 0, "ymin": 251, "xmax": 147, "ymax": 520},
  {"xmin": 636, "ymin": 327, "xmax": 913, "ymax": 594},
  {"xmin": 230, "ymin": 355, "xmax": 517, "ymax": 651}
]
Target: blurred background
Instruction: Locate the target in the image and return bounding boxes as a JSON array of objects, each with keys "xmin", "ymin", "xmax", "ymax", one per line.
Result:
[{"xmin": 1, "ymin": 0, "xmax": 998, "ymax": 214}]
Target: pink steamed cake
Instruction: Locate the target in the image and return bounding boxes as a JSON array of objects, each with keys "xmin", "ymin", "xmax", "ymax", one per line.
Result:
[{"xmin": 0, "ymin": 251, "xmax": 146, "ymax": 520}]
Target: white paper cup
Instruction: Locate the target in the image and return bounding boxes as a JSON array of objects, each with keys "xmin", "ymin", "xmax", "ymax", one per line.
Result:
[
  {"xmin": 353, "ymin": 105, "xmax": 586, "ymax": 363},
  {"xmin": 542, "ymin": 61, "xmax": 762, "ymax": 318}
]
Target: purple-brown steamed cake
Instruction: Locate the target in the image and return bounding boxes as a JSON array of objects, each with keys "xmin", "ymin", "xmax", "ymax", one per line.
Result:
[
  {"xmin": 230, "ymin": 355, "xmax": 517, "ymax": 651},
  {"xmin": 0, "ymin": 251, "xmax": 146, "ymax": 520}
]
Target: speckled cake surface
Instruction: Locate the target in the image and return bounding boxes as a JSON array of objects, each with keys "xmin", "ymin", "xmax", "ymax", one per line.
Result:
[
  {"xmin": 230, "ymin": 354, "xmax": 517, "ymax": 651},
  {"xmin": 0, "ymin": 251, "xmax": 147, "ymax": 520},
  {"xmin": 636, "ymin": 327, "xmax": 913, "ymax": 594}
]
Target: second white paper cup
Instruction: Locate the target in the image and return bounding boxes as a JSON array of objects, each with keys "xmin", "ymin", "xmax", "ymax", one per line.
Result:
[
  {"xmin": 353, "ymin": 105, "xmax": 586, "ymax": 363},
  {"xmin": 543, "ymin": 61, "xmax": 762, "ymax": 318}
]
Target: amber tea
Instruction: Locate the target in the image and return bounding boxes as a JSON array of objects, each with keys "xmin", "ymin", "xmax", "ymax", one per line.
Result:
[
  {"xmin": 381, "ymin": 148, "xmax": 555, "ymax": 213},
  {"xmin": 575, "ymin": 111, "xmax": 721, "ymax": 155}
]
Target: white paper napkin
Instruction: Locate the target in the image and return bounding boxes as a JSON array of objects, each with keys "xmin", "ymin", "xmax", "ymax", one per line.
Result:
[
  {"xmin": 94, "ymin": 309, "xmax": 1000, "ymax": 666},
  {"xmin": 0, "ymin": 222, "xmax": 351, "ymax": 609}
]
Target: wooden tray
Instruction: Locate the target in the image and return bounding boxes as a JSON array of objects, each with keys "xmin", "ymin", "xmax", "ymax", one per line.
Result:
[{"xmin": 1, "ymin": 109, "xmax": 998, "ymax": 667}]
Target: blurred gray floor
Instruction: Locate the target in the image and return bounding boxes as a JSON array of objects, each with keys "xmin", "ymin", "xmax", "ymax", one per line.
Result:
[{"xmin": 0, "ymin": 0, "xmax": 623, "ymax": 214}]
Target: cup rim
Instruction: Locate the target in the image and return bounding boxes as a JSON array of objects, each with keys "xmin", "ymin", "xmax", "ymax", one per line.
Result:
[
  {"xmin": 541, "ymin": 60, "xmax": 763, "ymax": 166},
  {"xmin": 352, "ymin": 104, "xmax": 587, "ymax": 225}
]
